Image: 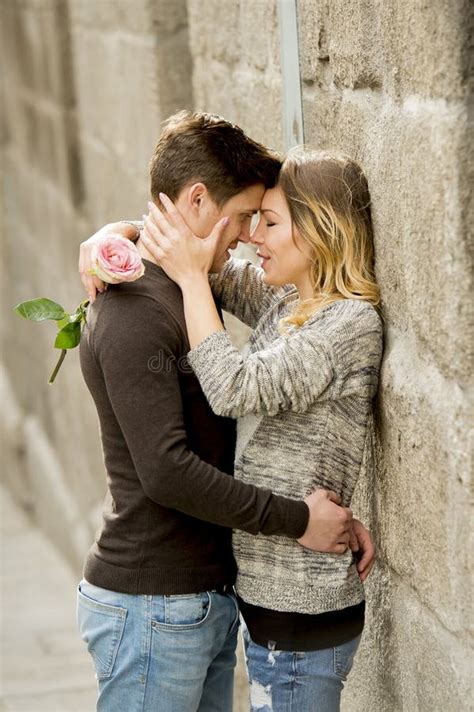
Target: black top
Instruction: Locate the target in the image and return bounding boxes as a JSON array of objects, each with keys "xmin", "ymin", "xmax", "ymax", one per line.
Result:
[
  {"xmin": 79, "ymin": 259, "xmax": 309, "ymax": 595},
  {"xmin": 239, "ymin": 597, "xmax": 365, "ymax": 651}
]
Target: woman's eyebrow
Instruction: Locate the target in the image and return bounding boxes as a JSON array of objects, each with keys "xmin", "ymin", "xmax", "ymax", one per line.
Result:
[{"xmin": 261, "ymin": 208, "xmax": 280, "ymax": 216}]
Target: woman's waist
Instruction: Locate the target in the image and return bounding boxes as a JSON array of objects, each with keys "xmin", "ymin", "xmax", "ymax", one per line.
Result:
[
  {"xmin": 235, "ymin": 565, "xmax": 365, "ymax": 616},
  {"xmin": 234, "ymin": 463, "xmax": 359, "ymax": 504}
]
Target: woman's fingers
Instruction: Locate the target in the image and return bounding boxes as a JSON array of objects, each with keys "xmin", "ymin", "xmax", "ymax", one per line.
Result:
[
  {"xmin": 357, "ymin": 548, "xmax": 375, "ymax": 581},
  {"xmin": 157, "ymin": 193, "xmax": 190, "ymax": 234},
  {"xmin": 326, "ymin": 490, "xmax": 342, "ymax": 505},
  {"xmin": 79, "ymin": 246, "xmax": 97, "ymax": 302},
  {"xmin": 349, "ymin": 526, "xmax": 359, "ymax": 552},
  {"xmin": 141, "ymin": 224, "xmax": 167, "ymax": 262},
  {"xmin": 209, "ymin": 216, "xmax": 230, "ymax": 240},
  {"xmin": 147, "ymin": 200, "xmax": 175, "ymax": 236},
  {"xmin": 142, "ymin": 215, "xmax": 171, "ymax": 248}
]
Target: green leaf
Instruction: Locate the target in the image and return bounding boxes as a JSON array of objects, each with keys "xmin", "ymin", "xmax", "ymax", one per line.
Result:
[
  {"xmin": 56, "ymin": 315, "xmax": 71, "ymax": 329},
  {"xmin": 14, "ymin": 298, "xmax": 66, "ymax": 322},
  {"xmin": 54, "ymin": 321, "xmax": 81, "ymax": 349}
]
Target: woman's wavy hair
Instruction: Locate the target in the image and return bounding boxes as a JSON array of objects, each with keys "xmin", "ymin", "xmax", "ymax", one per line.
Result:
[{"xmin": 278, "ymin": 149, "xmax": 381, "ymax": 331}]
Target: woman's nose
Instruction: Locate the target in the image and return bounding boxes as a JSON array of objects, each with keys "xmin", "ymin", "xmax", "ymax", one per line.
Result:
[{"xmin": 250, "ymin": 224, "xmax": 264, "ymax": 244}]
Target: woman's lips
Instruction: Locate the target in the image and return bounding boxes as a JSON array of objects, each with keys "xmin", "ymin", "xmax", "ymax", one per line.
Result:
[{"xmin": 256, "ymin": 250, "xmax": 270, "ymax": 268}]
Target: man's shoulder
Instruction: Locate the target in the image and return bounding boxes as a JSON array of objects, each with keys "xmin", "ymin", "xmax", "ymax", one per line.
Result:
[{"xmin": 86, "ymin": 283, "xmax": 183, "ymax": 354}]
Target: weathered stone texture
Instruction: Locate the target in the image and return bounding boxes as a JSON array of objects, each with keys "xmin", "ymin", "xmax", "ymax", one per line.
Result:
[
  {"xmin": 0, "ymin": 0, "xmax": 195, "ymax": 567},
  {"xmin": 1, "ymin": 0, "xmax": 472, "ymax": 709},
  {"xmin": 297, "ymin": 2, "xmax": 471, "ymax": 709},
  {"xmin": 188, "ymin": 0, "xmax": 285, "ymax": 151}
]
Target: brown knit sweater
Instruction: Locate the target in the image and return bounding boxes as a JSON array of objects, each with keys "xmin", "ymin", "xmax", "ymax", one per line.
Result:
[{"xmin": 79, "ymin": 259, "xmax": 309, "ymax": 595}]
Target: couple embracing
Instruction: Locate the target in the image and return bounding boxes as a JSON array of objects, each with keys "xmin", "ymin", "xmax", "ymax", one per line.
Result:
[{"xmin": 77, "ymin": 111, "xmax": 383, "ymax": 712}]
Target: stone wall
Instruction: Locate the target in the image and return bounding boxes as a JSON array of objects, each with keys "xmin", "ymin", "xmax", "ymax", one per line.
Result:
[
  {"xmin": 188, "ymin": 3, "xmax": 473, "ymax": 709},
  {"xmin": 1, "ymin": 1, "xmax": 472, "ymax": 710}
]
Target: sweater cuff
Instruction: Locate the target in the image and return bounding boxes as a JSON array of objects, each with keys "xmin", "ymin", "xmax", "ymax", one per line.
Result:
[{"xmin": 282, "ymin": 499, "xmax": 310, "ymax": 539}]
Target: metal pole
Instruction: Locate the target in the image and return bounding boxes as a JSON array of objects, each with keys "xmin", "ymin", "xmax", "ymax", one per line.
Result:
[{"xmin": 277, "ymin": 0, "xmax": 305, "ymax": 150}]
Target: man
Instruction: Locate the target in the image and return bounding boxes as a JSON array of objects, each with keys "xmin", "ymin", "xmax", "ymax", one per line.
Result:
[{"xmin": 78, "ymin": 111, "xmax": 374, "ymax": 711}]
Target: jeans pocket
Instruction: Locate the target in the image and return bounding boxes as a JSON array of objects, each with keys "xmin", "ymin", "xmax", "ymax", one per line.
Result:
[
  {"xmin": 151, "ymin": 591, "xmax": 211, "ymax": 631},
  {"xmin": 333, "ymin": 634, "xmax": 362, "ymax": 680},
  {"xmin": 77, "ymin": 584, "xmax": 127, "ymax": 679}
]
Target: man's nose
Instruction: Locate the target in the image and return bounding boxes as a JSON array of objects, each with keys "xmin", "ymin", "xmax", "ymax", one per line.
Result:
[{"xmin": 238, "ymin": 224, "xmax": 252, "ymax": 244}]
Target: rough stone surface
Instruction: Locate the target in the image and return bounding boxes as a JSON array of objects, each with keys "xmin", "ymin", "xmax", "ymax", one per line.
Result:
[{"xmin": 1, "ymin": 1, "xmax": 472, "ymax": 710}]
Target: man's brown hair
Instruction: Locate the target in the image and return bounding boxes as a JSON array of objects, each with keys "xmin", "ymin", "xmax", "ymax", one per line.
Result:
[{"xmin": 149, "ymin": 111, "xmax": 282, "ymax": 205}]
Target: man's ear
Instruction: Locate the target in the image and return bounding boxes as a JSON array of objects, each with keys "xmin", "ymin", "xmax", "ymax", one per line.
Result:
[{"xmin": 187, "ymin": 182, "xmax": 208, "ymax": 215}]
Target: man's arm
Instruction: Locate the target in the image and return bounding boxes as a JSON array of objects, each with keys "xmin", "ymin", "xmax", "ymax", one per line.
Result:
[{"xmin": 88, "ymin": 293, "xmax": 352, "ymax": 551}]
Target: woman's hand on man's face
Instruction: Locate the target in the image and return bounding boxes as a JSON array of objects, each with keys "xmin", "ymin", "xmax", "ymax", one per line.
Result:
[{"xmin": 141, "ymin": 194, "xmax": 229, "ymax": 287}]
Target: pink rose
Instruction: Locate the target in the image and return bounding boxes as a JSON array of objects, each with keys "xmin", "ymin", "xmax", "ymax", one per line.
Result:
[{"xmin": 90, "ymin": 234, "xmax": 145, "ymax": 284}]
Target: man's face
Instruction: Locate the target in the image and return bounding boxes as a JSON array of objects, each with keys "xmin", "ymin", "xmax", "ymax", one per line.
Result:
[{"xmin": 176, "ymin": 183, "xmax": 265, "ymax": 272}]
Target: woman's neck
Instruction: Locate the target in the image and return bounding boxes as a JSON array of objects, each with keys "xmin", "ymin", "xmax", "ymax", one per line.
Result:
[{"xmin": 295, "ymin": 274, "xmax": 316, "ymax": 302}]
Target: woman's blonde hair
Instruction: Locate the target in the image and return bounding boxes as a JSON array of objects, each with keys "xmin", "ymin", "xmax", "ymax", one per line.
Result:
[{"xmin": 278, "ymin": 149, "xmax": 380, "ymax": 332}]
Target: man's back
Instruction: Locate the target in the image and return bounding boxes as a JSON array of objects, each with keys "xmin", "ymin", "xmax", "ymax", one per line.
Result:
[{"xmin": 80, "ymin": 259, "xmax": 237, "ymax": 594}]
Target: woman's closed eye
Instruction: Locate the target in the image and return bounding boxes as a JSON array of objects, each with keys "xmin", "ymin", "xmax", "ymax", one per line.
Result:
[{"xmin": 265, "ymin": 221, "xmax": 276, "ymax": 227}]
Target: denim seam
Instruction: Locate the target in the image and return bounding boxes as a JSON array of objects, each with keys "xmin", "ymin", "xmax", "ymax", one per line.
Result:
[
  {"xmin": 139, "ymin": 595, "xmax": 152, "ymax": 712},
  {"xmin": 77, "ymin": 586, "xmax": 127, "ymax": 680},
  {"xmin": 227, "ymin": 592, "xmax": 241, "ymax": 636}
]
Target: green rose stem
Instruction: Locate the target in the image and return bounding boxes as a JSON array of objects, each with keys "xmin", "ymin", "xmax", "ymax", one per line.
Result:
[
  {"xmin": 13, "ymin": 297, "xmax": 89, "ymax": 384},
  {"xmin": 48, "ymin": 350, "xmax": 67, "ymax": 385}
]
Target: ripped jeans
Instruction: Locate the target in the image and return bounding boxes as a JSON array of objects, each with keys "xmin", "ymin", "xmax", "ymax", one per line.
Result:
[
  {"xmin": 76, "ymin": 579, "xmax": 240, "ymax": 712},
  {"xmin": 243, "ymin": 625, "xmax": 362, "ymax": 712}
]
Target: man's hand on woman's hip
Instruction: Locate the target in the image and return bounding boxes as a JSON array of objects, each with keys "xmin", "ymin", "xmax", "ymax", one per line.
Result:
[{"xmin": 297, "ymin": 489, "xmax": 376, "ymax": 580}]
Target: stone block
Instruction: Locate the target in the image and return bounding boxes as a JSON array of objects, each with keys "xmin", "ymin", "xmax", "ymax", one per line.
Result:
[
  {"xmin": 374, "ymin": 332, "xmax": 471, "ymax": 631},
  {"xmin": 298, "ymin": 0, "xmax": 471, "ymax": 101},
  {"xmin": 342, "ymin": 567, "xmax": 472, "ymax": 711},
  {"xmin": 303, "ymin": 89, "xmax": 472, "ymax": 383},
  {"xmin": 189, "ymin": 0, "xmax": 283, "ymax": 147},
  {"xmin": 155, "ymin": 26, "xmax": 194, "ymax": 118},
  {"xmin": 78, "ymin": 137, "xmax": 149, "ymax": 226},
  {"xmin": 69, "ymin": 0, "xmax": 154, "ymax": 36},
  {"xmin": 188, "ymin": 0, "xmax": 241, "ymax": 66},
  {"xmin": 71, "ymin": 28, "xmax": 160, "ymax": 171},
  {"xmin": 149, "ymin": 0, "xmax": 190, "ymax": 35}
]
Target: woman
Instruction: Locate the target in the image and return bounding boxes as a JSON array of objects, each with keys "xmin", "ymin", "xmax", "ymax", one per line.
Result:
[{"xmin": 135, "ymin": 149, "xmax": 384, "ymax": 711}]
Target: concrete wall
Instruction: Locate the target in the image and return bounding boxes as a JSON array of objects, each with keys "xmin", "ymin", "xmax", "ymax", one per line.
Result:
[{"xmin": 1, "ymin": 1, "xmax": 472, "ymax": 710}]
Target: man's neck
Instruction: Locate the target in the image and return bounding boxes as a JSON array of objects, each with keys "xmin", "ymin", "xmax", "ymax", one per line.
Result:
[{"xmin": 136, "ymin": 237, "xmax": 158, "ymax": 265}]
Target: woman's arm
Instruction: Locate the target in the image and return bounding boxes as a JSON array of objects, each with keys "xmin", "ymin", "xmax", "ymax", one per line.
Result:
[
  {"xmin": 186, "ymin": 299, "xmax": 382, "ymax": 418},
  {"xmin": 209, "ymin": 257, "xmax": 291, "ymax": 328},
  {"xmin": 185, "ymin": 307, "xmax": 335, "ymax": 417}
]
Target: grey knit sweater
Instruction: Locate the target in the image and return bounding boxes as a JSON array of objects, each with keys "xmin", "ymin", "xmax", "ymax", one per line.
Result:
[{"xmin": 188, "ymin": 258, "xmax": 383, "ymax": 614}]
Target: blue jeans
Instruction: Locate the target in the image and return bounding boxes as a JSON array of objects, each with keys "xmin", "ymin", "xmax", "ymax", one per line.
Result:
[
  {"xmin": 76, "ymin": 579, "xmax": 240, "ymax": 712},
  {"xmin": 243, "ymin": 625, "xmax": 362, "ymax": 712}
]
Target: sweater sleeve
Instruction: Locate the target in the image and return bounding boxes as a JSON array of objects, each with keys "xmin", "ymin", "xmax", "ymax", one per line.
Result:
[
  {"xmin": 187, "ymin": 300, "xmax": 383, "ymax": 418},
  {"xmin": 209, "ymin": 257, "xmax": 293, "ymax": 328},
  {"xmin": 92, "ymin": 293, "xmax": 309, "ymax": 538}
]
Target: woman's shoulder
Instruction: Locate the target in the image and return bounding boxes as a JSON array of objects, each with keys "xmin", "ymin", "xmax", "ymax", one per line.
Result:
[
  {"xmin": 307, "ymin": 298, "xmax": 382, "ymax": 328},
  {"xmin": 297, "ymin": 300, "xmax": 383, "ymax": 355}
]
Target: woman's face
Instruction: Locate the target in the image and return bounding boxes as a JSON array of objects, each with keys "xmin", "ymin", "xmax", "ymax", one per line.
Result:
[{"xmin": 250, "ymin": 186, "xmax": 313, "ymax": 288}]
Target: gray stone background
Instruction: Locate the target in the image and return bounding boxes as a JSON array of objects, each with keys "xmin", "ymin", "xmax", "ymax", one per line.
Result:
[{"xmin": 1, "ymin": 1, "xmax": 472, "ymax": 710}]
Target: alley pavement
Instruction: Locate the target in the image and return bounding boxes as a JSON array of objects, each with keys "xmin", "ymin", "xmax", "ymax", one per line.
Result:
[
  {"xmin": 0, "ymin": 485, "xmax": 249, "ymax": 712},
  {"xmin": 0, "ymin": 485, "xmax": 97, "ymax": 711}
]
